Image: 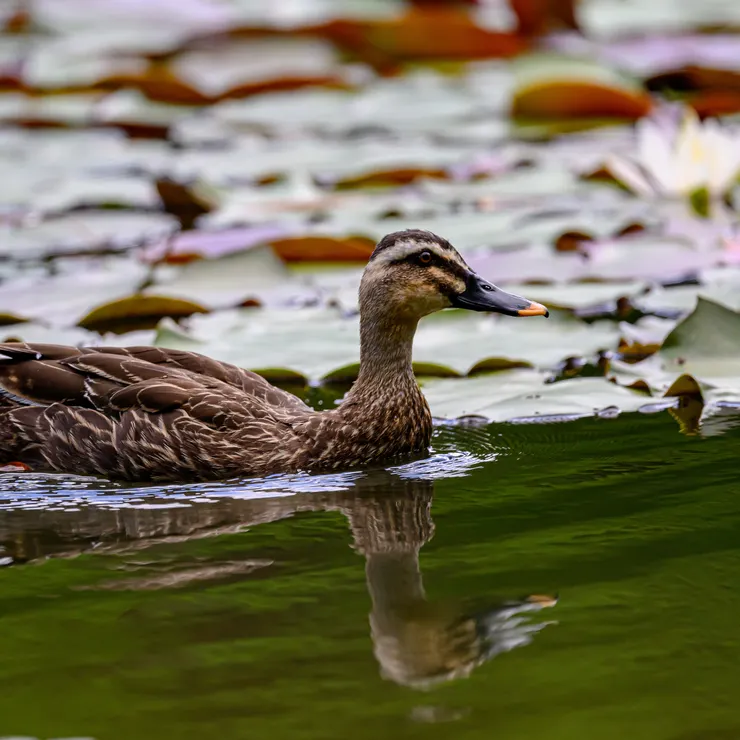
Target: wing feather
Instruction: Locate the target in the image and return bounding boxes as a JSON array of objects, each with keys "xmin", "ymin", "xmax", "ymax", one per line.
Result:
[{"xmin": 0, "ymin": 341, "xmax": 311, "ymax": 480}]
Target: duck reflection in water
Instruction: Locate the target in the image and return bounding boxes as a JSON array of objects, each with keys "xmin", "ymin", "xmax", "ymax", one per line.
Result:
[
  {"xmin": 335, "ymin": 475, "xmax": 557, "ymax": 688},
  {"xmin": 0, "ymin": 469, "xmax": 557, "ymax": 689}
]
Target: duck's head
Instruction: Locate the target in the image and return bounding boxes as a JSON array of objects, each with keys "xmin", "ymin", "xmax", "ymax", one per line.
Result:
[
  {"xmin": 371, "ymin": 593, "xmax": 558, "ymax": 690},
  {"xmin": 360, "ymin": 229, "xmax": 548, "ymax": 322}
]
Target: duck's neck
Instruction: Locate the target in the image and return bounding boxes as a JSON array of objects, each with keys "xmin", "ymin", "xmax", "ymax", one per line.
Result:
[
  {"xmin": 349, "ymin": 311, "xmax": 419, "ymax": 399},
  {"xmin": 337, "ymin": 307, "xmax": 432, "ymax": 453}
]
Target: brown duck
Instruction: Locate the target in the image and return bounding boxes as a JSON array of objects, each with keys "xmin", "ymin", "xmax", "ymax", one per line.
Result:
[{"xmin": 0, "ymin": 229, "xmax": 548, "ymax": 481}]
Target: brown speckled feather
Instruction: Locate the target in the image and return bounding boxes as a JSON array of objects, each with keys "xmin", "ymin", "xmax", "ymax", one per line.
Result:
[
  {"xmin": 0, "ymin": 341, "xmax": 432, "ymax": 481},
  {"xmin": 0, "ymin": 343, "xmax": 309, "ymax": 412}
]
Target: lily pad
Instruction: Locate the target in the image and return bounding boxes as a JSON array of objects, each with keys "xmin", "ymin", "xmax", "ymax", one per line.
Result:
[
  {"xmin": 336, "ymin": 9, "xmax": 526, "ymax": 62},
  {"xmin": 0, "ymin": 322, "xmax": 97, "ymax": 346},
  {"xmin": 93, "ymin": 89, "xmax": 200, "ymax": 137},
  {"xmin": 618, "ymin": 316, "xmax": 678, "ymax": 361},
  {"xmin": 78, "ymin": 294, "xmax": 209, "ymax": 334},
  {"xmin": 660, "ymin": 297, "xmax": 740, "ymax": 385},
  {"xmin": 466, "ymin": 231, "xmax": 731, "ymax": 286},
  {"xmin": 511, "ymin": 54, "xmax": 652, "ymax": 119},
  {"xmin": 611, "ymin": 298, "xmax": 740, "ymax": 405},
  {"xmin": 197, "ymin": 176, "xmax": 426, "ymax": 230},
  {"xmin": 209, "ymin": 71, "xmax": 499, "ymax": 137},
  {"xmin": 636, "ymin": 269, "xmax": 740, "ymax": 315},
  {"xmin": 422, "ymin": 371, "xmax": 658, "ymax": 421}
]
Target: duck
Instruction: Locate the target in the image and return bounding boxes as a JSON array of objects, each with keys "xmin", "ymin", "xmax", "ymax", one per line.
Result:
[{"xmin": 0, "ymin": 229, "xmax": 548, "ymax": 482}]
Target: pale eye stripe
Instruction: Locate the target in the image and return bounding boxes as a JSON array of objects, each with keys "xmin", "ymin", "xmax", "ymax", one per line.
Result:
[{"xmin": 384, "ymin": 241, "xmax": 455, "ymax": 262}]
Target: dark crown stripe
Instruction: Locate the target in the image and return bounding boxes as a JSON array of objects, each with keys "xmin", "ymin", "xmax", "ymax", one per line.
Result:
[{"xmin": 370, "ymin": 229, "xmax": 454, "ymax": 260}]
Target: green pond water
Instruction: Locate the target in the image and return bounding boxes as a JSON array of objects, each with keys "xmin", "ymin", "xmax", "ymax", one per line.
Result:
[{"xmin": 1, "ymin": 408, "xmax": 740, "ymax": 740}]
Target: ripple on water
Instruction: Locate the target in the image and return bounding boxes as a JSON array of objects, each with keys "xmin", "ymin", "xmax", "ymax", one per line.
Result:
[
  {"xmin": 0, "ymin": 434, "xmax": 501, "ymax": 514},
  {"xmin": 0, "ymin": 432, "xmax": 506, "ymax": 562}
]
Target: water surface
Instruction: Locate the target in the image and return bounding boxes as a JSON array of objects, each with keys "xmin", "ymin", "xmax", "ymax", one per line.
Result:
[{"xmin": 1, "ymin": 410, "xmax": 740, "ymax": 740}]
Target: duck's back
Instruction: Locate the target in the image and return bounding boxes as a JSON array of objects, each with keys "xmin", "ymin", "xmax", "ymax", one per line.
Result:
[{"xmin": 0, "ymin": 343, "xmax": 314, "ymax": 481}]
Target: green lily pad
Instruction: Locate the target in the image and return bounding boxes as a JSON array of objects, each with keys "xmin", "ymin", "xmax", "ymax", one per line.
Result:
[
  {"xmin": 79, "ymin": 294, "xmax": 209, "ymax": 334},
  {"xmin": 660, "ymin": 298, "xmax": 740, "ymax": 387},
  {"xmin": 93, "ymin": 89, "xmax": 200, "ymax": 131},
  {"xmin": 611, "ymin": 299, "xmax": 740, "ymax": 409},
  {"xmin": 467, "ymin": 233, "xmax": 728, "ymax": 286},
  {"xmin": 422, "ymin": 371, "xmax": 658, "ymax": 421},
  {"xmin": 0, "ymin": 322, "xmax": 96, "ymax": 346}
]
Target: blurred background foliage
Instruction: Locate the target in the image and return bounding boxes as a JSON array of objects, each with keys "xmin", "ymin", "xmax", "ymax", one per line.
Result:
[{"xmin": 2, "ymin": 0, "xmax": 740, "ymax": 420}]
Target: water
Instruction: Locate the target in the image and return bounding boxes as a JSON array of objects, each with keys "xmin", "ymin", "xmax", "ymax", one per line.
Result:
[{"xmin": 1, "ymin": 409, "xmax": 740, "ymax": 740}]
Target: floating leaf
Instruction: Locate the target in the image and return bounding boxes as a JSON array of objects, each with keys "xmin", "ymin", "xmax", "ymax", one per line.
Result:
[
  {"xmin": 269, "ymin": 236, "xmax": 375, "ymax": 263},
  {"xmin": 618, "ymin": 316, "xmax": 677, "ymax": 362},
  {"xmin": 0, "ymin": 91, "xmax": 105, "ymax": 128},
  {"xmin": 512, "ymin": 54, "xmax": 652, "ymax": 119},
  {"xmin": 0, "ymin": 322, "xmax": 97, "ymax": 346},
  {"xmin": 207, "ymin": 72, "xmax": 492, "ymax": 137},
  {"xmin": 78, "ymin": 294, "xmax": 208, "ymax": 334},
  {"xmin": 423, "ymin": 371, "xmax": 657, "ymax": 421},
  {"xmin": 143, "ymin": 226, "xmax": 297, "ymax": 264},
  {"xmin": 93, "ymin": 88, "xmax": 199, "ymax": 138},
  {"xmin": 330, "ymin": 10, "xmax": 527, "ymax": 64},
  {"xmin": 660, "ymin": 297, "xmax": 740, "ymax": 383},
  {"xmin": 0, "ymin": 312, "xmax": 28, "ymax": 326},
  {"xmin": 611, "ymin": 299, "xmax": 740, "ymax": 408}
]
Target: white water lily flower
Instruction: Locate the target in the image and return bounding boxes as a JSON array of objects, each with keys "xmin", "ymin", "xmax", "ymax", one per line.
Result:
[{"xmin": 605, "ymin": 105, "xmax": 740, "ymax": 200}]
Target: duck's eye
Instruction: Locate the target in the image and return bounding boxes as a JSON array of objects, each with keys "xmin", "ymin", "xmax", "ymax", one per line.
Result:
[{"xmin": 418, "ymin": 250, "xmax": 433, "ymax": 265}]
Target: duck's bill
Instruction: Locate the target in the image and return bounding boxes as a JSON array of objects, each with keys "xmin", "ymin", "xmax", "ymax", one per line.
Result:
[{"xmin": 451, "ymin": 273, "xmax": 549, "ymax": 317}]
